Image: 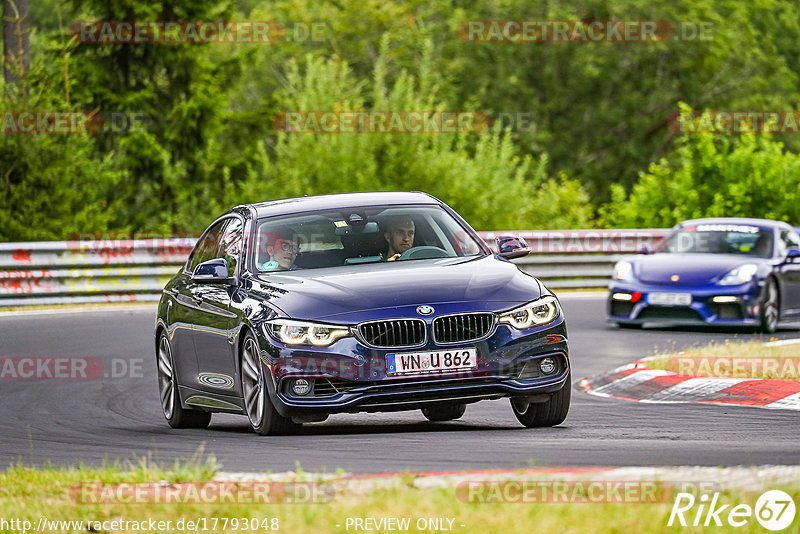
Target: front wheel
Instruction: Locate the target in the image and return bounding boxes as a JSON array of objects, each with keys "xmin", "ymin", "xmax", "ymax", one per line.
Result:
[
  {"xmin": 157, "ymin": 333, "xmax": 211, "ymax": 429},
  {"xmin": 759, "ymin": 278, "xmax": 780, "ymax": 334},
  {"xmin": 241, "ymin": 333, "xmax": 299, "ymax": 436},
  {"xmin": 511, "ymin": 374, "xmax": 571, "ymax": 428}
]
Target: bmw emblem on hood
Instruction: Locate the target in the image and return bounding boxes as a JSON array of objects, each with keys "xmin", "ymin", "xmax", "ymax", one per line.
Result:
[{"xmin": 417, "ymin": 305, "xmax": 434, "ymax": 316}]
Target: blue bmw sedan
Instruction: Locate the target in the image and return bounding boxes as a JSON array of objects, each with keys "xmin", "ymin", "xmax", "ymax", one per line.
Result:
[
  {"xmin": 608, "ymin": 217, "xmax": 800, "ymax": 332},
  {"xmin": 155, "ymin": 192, "xmax": 570, "ymax": 434}
]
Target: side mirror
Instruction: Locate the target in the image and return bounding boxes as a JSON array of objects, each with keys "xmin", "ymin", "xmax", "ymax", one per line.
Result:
[
  {"xmin": 496, "ymin": 235, "xmax": 531, "ymax": 260},
  {"xmin": 193, "ymin": 258, "xmax": 235, "ymax": 284},
  {"xmin": 639, "ymin": 244, "xmax": 651, "ymax": 255},
  {"xmin": 786, "ymin": 247, "xmax": 800, "ymax": 262}
]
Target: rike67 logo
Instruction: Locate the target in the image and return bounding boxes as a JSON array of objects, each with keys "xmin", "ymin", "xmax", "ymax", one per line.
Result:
[{"xmin": 668, "ymin": 490, "xmax": 796, "ymax": 531}]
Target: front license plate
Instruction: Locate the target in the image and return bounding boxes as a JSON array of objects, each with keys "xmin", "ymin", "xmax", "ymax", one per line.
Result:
[
  {"xmin": 648, "ymin": 292, "xmax": 692, "ymax": 306},
  {"xmin": 386, "ymin": 348, "xmax": 478, "ymax": 375}
]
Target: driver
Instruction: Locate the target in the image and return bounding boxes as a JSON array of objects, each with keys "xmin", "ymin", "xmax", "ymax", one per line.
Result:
[
  {"xmin": 383, "ymin": 216, "xmax": 415, "ymax": 261},
  {"xmin": 258, "ymin": 229, "xmax": 300, "ymax": 271}
]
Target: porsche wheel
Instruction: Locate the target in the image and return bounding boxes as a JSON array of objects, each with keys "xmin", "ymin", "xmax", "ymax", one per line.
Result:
[{"xmin": 760, "ymin": 278, "xmax": 779, "ymax": 334}]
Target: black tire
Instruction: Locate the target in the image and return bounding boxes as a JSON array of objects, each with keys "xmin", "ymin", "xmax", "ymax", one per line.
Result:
[
  {"xmin": 421, "ymin": 403, "xmax": 467, "ymax": 422},
  {"xmin": 156, "ymin": 332, "xmax": 211, "ymax": 429},
  {"xmin": 511, "ymin": 373, "xmax": 571, "ymax": 428},
  {"xmin": 759, "ymin": 278, "xmax": 780, "ymax": 334},
  {"xmin": 240, "ymin": 333, "xmax": 299, "ymax": 436},
  {"xmin": 617, "ymin": 322, "xmax": 642, "ymax": 330}
]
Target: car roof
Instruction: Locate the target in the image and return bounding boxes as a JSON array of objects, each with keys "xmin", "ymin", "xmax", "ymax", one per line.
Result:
[
  {"xmin": 678, "ymin": 217, "xmax": 793, "ymax": 230},
  {"xmin": 234, "ymin": 192, "xmax": 441, "ymax": 218}
]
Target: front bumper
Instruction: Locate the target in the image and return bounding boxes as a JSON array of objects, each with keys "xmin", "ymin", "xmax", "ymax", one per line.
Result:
[
  {"xmin": 258, "ymin": 316, "xmax": 569, "ymax": 416},
  {"xmin": 607, "ymin": 280, "xmax": 764, "ymax": 326}
]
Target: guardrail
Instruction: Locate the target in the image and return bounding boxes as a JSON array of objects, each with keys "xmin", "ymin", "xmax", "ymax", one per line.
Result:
[{"xmin": 0, "ymin": 230, "xmax": 669, "ymax": 306}]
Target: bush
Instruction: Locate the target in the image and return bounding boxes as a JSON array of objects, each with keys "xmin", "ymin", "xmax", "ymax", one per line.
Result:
[
  {"xmin": 601, "ymin": 104, "xmax": 800, "ymax": 228},
  {"xmin": 240, "ymin": 39, "xmax": 594, "ymax": 230}
]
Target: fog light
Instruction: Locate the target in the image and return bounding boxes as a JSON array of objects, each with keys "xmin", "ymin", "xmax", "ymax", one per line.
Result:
[
  {"xmin": 291, "ymin": 378, "xmax": 312, "ymax": 396},
  {"xmin": 539, "ymin": 358, "xmax": 556, "ymax": 375},
  {"xmin": 612, "ymin": 292, "xmax": 632, "ymax": 301},
  {"xmin": 712, "ymin": 296, "xmax": 740, "ymax": 303}
]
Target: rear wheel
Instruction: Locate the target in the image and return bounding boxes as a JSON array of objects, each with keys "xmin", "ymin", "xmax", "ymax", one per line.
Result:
[
  {"xmin": 241, "ymin": 333, "xmax": 299, "ymax": 436},
  {"xmin": 421, "ymin": 403, "xmax": 466, "ymax": 422},
  {"xmin": 759, "ymin": 278, "xmax": 780, "ymax": 334},
  {"xmin": 157, "ymin": 333, "xmax": 211, "ymax": 429},
  {"xmin": 511, "ymin": 374, "xmax": 571, "ymax": 428}
]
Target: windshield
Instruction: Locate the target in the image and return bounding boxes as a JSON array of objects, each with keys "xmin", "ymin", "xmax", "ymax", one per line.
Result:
[
  {"xmin": 253, "ymin": 205, "xmax": 485, "ymax": 272},
  {"xmin": 658, "ymin": 223, "xmax": 774, "ymax": 258}
]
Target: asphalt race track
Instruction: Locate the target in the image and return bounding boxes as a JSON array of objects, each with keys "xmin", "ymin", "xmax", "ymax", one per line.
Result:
[{"xmin": 1, "ymin": 294, "xmax": 799, "ymax": 473}]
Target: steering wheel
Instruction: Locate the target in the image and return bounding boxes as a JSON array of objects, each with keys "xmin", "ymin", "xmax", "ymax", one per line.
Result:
[{"xmin": 396, "ymin": 246, "xmax": 450, "ymax": 261}]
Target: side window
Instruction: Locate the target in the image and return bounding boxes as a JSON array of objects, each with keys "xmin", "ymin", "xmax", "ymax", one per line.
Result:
[
  {"xmin": 219, "ymin": 218, "xmax": 244, "ymax": 276},
  {"xmin": 781, "ymin": 230, "xmax": 800, "ymax": 256},
  {"xmin": 189, "ymin": 219, "xmax": 227, "ymax": 273}
]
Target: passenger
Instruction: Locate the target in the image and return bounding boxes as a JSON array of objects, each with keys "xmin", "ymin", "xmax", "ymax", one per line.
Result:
[
  {"xmin": 259, "ymin": 229, "xmax": 300, "ymax": 271},
  {"xmin": 383, "ymin": 216, "xmax": 415, "ymax": 261}
]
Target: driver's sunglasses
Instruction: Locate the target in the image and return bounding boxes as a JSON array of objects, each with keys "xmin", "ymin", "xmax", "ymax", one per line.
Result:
[{"xmin": 280, "ymin": 241, "xmax": 300, "ymax": 254}]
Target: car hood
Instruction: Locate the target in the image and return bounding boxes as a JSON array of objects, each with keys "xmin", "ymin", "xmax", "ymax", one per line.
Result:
[
  {"xmin": 632, "ymin": 253, "xmax": 760, "ymax": 285},
  {"xmin": 250, "ymin": 256, "xmax": 543, "ymax": 321}
]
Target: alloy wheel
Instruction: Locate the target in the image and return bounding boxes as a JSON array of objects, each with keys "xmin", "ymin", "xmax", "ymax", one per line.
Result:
[
  {"xmin": 157, "ymin": 335, "xmax": 175, "ymax": 419},
  {"xmin": 241, "ymin": 337, "xmax": 264, "ymax": 426},
  {"xmin": 764, "ymin": 280, "xmax": 779, "ymax": 332}
]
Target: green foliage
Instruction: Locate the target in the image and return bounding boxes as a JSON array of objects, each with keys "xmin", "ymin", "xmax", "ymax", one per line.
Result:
[
  {"xmin": 0, "ymin": 62, "xmax": 125, "ymax": 241},
  {"xmin": 244, "ymin": 0, "xmax": 800, "ymax": 201},
  {"xmin": 64, "ymin": 0, "xmax": 265, "ymax": 233},
  {"xmin": 0, "ymin": 131, "xmax": 124, "ymax": 241},
  {"xmin": 432, "ymin": 0, "xmax": 800, "ymax": 201},
  {"xmin": 239, "ymin": 44, "xmax": 593, "ymax": 230},
  {"xmin": 601, "ymin": 105, "xmax": 800, "ymax": 228},
  {"xmin": 3, "ymin": 0, "xmax": 800, "ymax": 240}
]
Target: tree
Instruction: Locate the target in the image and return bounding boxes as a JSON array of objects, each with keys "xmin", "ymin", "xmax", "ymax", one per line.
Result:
[
  {"xmin": 3, "ymin": 0, "xmax": 30, "ymax": 85},
  {"xmin": 239, "ymin": 42, "xmax": 594, "ymax": 230},
  {"xmin": 601, "ymin": 105, "xmax": 800, "ymax": 227}
]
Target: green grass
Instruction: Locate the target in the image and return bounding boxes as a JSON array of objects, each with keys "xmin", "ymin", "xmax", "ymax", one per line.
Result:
[
  {"xmin": 646, "ymin": 340, "xmax": 800, "ymax": 380},
  {"xmin": 1, "ymin": 460, "xmax": 799, "ymax": 533}
]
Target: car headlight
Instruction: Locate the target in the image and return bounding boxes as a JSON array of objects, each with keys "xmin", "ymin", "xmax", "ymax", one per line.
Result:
[
  {"xmin": 265, "ymin": 319, "xmax": 351, "ymax": 346},
  {"xmin": 719, "ymin": 264, "xmax": 758, "ymax": 286},
  {"xmin": 498, "ymin": 296, "xmax": 560, "ymax": 329},
  {"xmin": 613, "ymin": 261, "xmax": 634, "ymax": 282}
]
